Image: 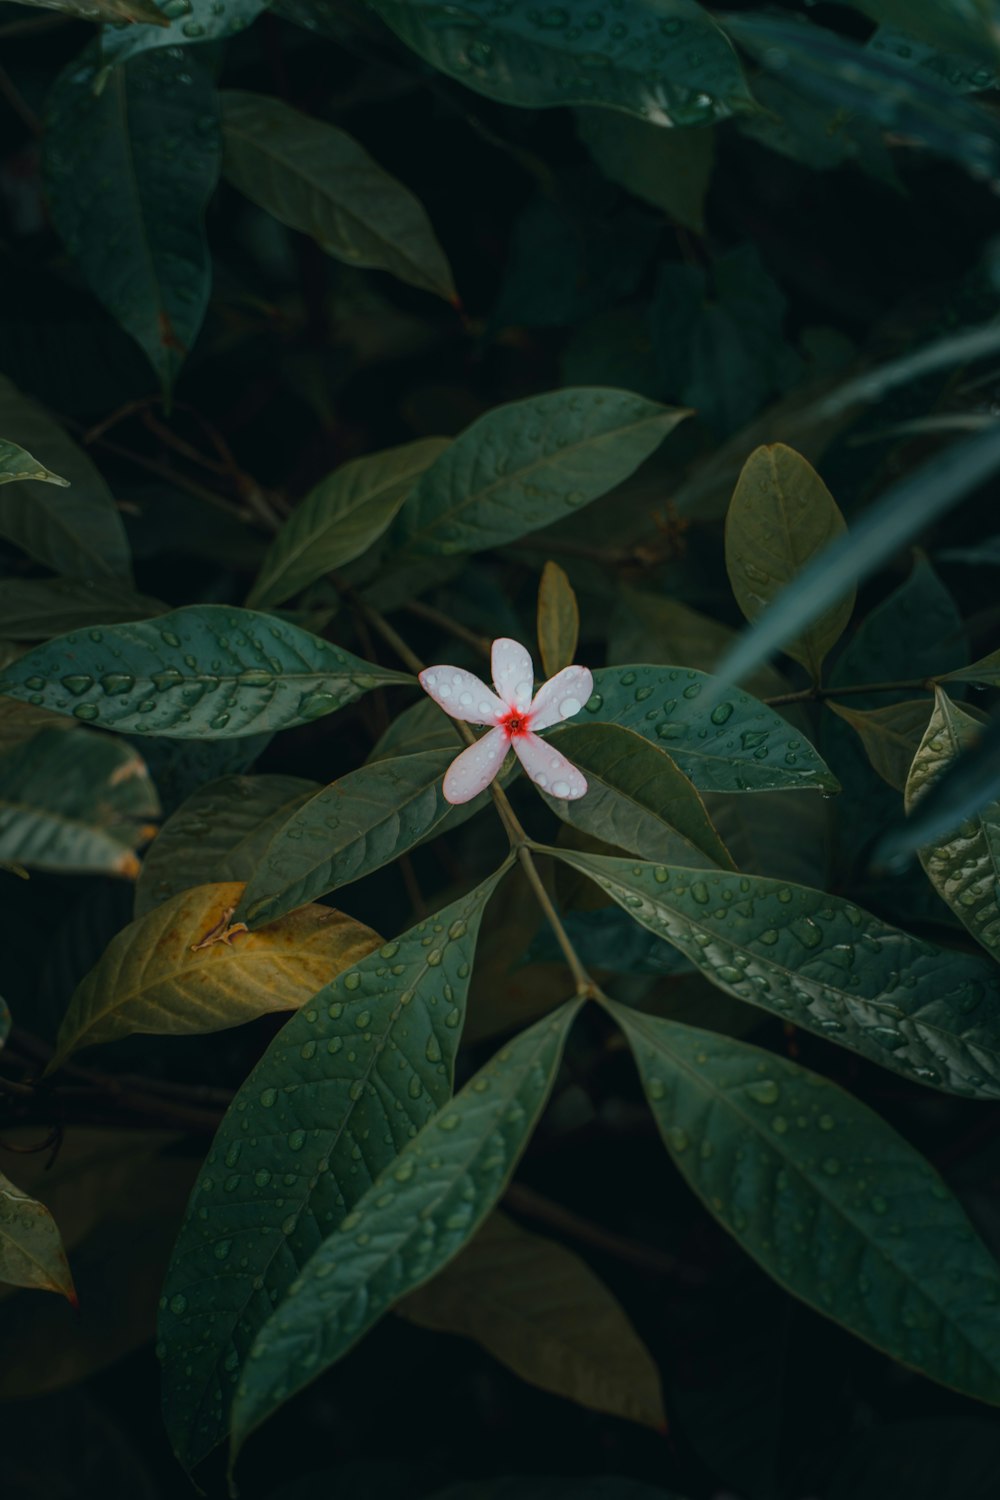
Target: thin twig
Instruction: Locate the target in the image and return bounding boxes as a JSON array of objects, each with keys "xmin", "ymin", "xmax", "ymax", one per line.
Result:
[
  {"xmin": 764, "ymin": 677, "xmax": 935, "ymax": 707},
  {"xmin": 0, "ymin": 62, "xmax": 40, "ymax": 135}
]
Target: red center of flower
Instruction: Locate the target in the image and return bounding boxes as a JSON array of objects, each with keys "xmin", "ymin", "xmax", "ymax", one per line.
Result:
[{"xmin": 499, "ymin": 708, "xmax": 531, "ymax": 738}]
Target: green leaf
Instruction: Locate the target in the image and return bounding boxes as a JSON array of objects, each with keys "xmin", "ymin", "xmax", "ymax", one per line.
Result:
[
  {"xmin": 905, "ymin": 689, "xmax": 1000, "ymax": 961},
  {"xmin": 607, "ymin": 1001, "xmax": 1000, "ymax": 1407},
  {"xmin": 544, "ymin": 722, "xmax": 734, "ymax": 867},
  {"xmin": 0, "ymin": 728, "xmax": 158, "ymax": 878},
  {"xmin": 394, "ymin": 389, "xmax": 688, "ymax": 556},
  {"xmin": 575, "ymin": 110, "xmax": 714, "ymax": 232},
  {"xmin": 827, "ymin": 699, "xmax": 933, "ymax": 790},
  {"xmin": 229, "ymin": 998, "xmax": 582, "ymax": 1460},
  {"xmin": 236, "ymin": 748, "xmax": 458, "ymax": 929},
  {"xmin": 0, "ymin": 698, "xmax": 77, "ymax": 751},
  {"xmin": 0, "ymin": 376, "xmax": 132, "ymax": 583},
  {"xmin": 937, "ymin": 648, "xmax": 1000, "ymax": 688},
  {"xmin": 221, "ymin": 93, "xmax": 456, "ymax": 302},
  {"xmin": 159, "ymin": 873, "xmax": 505, "ymax": 1471},
  {"xmin": 398, "ymin": 1209, "xmax": 665, "ymax": 1428},
  {"xmin": 850, "ymin": 1, "xmax": 1000, "ymax": 67},
  {"xmin": 724, "ymin": 13, "xmax": 1000, "ymax": 182},
  {"xmin": 0, "ymin": 605, "xmax": 412, "ymax": 738},
  {"xmin": 44, "ymin": 46, "xmax": 222, "ymax": 388},
  {"xmin": 725, "ymin": 443, "xmax": 852, "ymax": 679},
  {"xmin": 135, "ymin": 773, "xmax": 320, "ymax": 916},
  {"xmin": 0, "ymin": 1171, "xmax": 76, "ymax": 1303},
  {"xmin": 50, "ymin": 881, "xmax": 380, "ymax": 1067},
  {"xmin": 369, "ymin": 697, "xmax": 455, "ymax": 762},
  {"xmin": 0, "ymin": 577, "xmax": 166, "ymax": 641},
  {"xmin": 536, "ymin": 560, "xmax": 579, "ymax": 680},
  {"xmin": 247, "ymin": 438, "xmax": 450, "ymax": 610},
  {"xmin": 556, "ymin": 851, "xmax": 1000, "ymax": 1098},
  {"xmin": 0, "ymin": 438, "xmax": 69, "ymax": 488},
  {"xmin": 561, "ymin": 665, "xmax": 838, "ymax": 793},
  {"xmin": 14, "ymin": 0, "xmax": 170, "ymax": 21},
  {"xmin": 366, "ymin": 0, "xmax": 753, "ymax": 126},
  {"xmin": 100, "ymin": 0, "xmax": 266, "ymax": 67},
  {"xmin": 708, "ymin": 425, "xmax": 1000, "ymax": 700}
]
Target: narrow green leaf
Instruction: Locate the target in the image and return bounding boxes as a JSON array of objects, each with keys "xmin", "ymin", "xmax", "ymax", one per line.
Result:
[
  {"xmin": 827, "ymin": 699, "xmax": 933, "ymax": 790},
  {"xmin": 708, "ymin": 425, "xmax": 1000, "ymax": 700},
  {"xmin": 576, "ymin": 110, "xmax": 713, "ymax": 232},
  {"xmin": 247, "ymin": 438, "xmax": 450, "ymax": 610},
  {"xmin": 367, "ymin": 0, "xmax": 753, "ymax": 126},
  {"xmin": 0, "ymin": 377, "xmax": 132, "ymax": 583},
  {"xmin": 0, "ymin": 605, "xmax": 412, "ymax": 738},
  {"xmin": 0, "ymin": 577, "xmax": 166, "ymax": 640},
  {"xmin": 537, "ymin": 560, "xmax": 579, "ymax": 680},
  {"xmin": 395, "ymin": 389, "xmax": 688, "ymax": 556},
  {"xmin": 135, "ymin": 773, "xmax": 320, "ymax": 916},
  {"xmin": 398, "ymin": 1209, "xmax": 665, "ymax": 1428},
  {"xmin": 905, "ymin": 689, "xmax": 1000, "ymax": 961},
  {"xmin": 559, "ymin": 665, "xmax": 838, "ymax": 793},
  {"xmin": 555, "ymin": 851, "xmax": 1000, "ymax": 1099},
  {"xmin": 0, "ymin": 728, "xmax": 158, "ymax": 878},
  {"xmin": 159, "ymin": 872, "xmax": 506, "ymax": 1471},
  {"xmin": 222, "ymin": 92, "xmax": 456, "ymax": 302},
  {"xmin": 608, "ymin": 1001, "xmax": 1000, "ymax": 1407},
  {"xmin": 44, "ymin": 46, "xmax": 222, "ymax": 387},
  {"xmin": 725, "ymin": 444, "xmax": 853, "ymax": 680},
  {"xmin": 237, "ymin": 748, "xmax": 458, "ymax": 928},
  {"xmin": 229, "ymin": 998, "xmax": 582, "ymax": 1459},
  {"xmin": 0, "ymin": 438, "xmax": 68, "ymax": 488},
  {"xmin": 849, "ymin": 0, "xmax": 1000, "ymax": 67},
  {"xmin": 0, "ymin": 1172, "xmax": 76, "ymax": 1303},
  {"xmin": 937, "ymin": 648, "xmax": 1000, "ymax": 688},
  {"xmin": 544, "ymin": 722, "xmax": 734, "ymax": 868}
]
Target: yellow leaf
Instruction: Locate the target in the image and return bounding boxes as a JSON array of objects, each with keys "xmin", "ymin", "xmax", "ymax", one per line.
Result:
[
  {"xmin": 537, "ymin": 560, "xmax": 580, "ymax": 678},
  {"xmin": 49, "ymin": 881, "xmax": 380, "ymax": 1068},
  {"xmin": 398, "ymin": 1210, "xmax": 665, "ymax": 1429}
]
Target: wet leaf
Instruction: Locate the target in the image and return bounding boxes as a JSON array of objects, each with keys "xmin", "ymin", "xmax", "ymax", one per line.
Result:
[
  {"xmin": 0, "ymin": 728, "xmax": 158, "ymax": 878},
  {"xmin": 395, "ymin": 389, "xmax": 688, "ymax": 556},
  {"xmin": 555, "ymin": 851, "xmax": 1000, "ymax": 1099},
  {"xmin": 222, "ymin": 93, "xmax": 456, "ymax": 301},
  {"xmin": 248, "ymin": 439, "xmax": 450, "ymax": 609},
  {"xmin": 398, "ymin": 1210, "xmax": 665, "ymax": 1427},
  {"xmin": 725, "ymin": 444, "xmax": 852, "ymax": 679},
  {"xmin": 850, "ymin": 1, "xmax": 1000, "ymax": 67},
  {"xmin": 160, "ymin": 873, "xmax": 505, "ymax": 1471},
  {"xmin": 536, "ymin": 560, "xmax": 579, "ymax": 679},
  {"xmin": 608, "ymin": 1001, "xmax": 1000, "ymax": 1408},
  {"xmin": 0, "ymin": 605, "xmax": 412, "ymax": 738},
  {"xmin": 229, "ymin": 999, "xmax": 582, "ymax": 1460},
  {"xmin": 50, "ymin": 880, "xmax": 379, "ymax": 1067},
  {"xmin": 101, "ymin": 0, "xmax": 266, "ymax": 67},
  {"xmin": 827, "ymin": 699, "xmax": 933, "ymax": 791},
  {"xmin": 0, "ymin": 438, "xmax": 68, "ymax": 488},
  {"xmin": 0, "ymin": 1172, "xmax": 76, "ymax": 1302},
  {"xmin": 44, "ymin": 46, "xmax": 222, "ymax": 388},
  {"xmin": 576, "ymin": 110, "xmax": 713, "ymax": 231}
]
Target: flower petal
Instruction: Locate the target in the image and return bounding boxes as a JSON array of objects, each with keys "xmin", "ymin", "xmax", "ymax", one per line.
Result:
[
  {"xmin": 529, "ymin": 665, "xmax": 595, "ymax": 731},
  {"xmin": 419, "ymin": 666, "xmax": 504, "ymax": 724},
  {"xmin": 512, "ymin": 730, "xmax": 587, "ymax": 800},
  {"xmin": 491, "ymin": 637, "xmax": 535, "ymax": 711},
  {"xmin": 443, "ymin": 726, "xmax": 509, "ymax": 804}
]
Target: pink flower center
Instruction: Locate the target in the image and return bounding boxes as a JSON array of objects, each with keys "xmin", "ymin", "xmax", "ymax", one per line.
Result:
[{"xmin": 499, "ymin": 707, "xmax": 531, "ymax": 739}]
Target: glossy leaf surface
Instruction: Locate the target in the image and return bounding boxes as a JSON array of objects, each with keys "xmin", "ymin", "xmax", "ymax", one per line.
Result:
[{"xmin": 0, "ymin": 605, "xmax": 412, "ymax": 738}]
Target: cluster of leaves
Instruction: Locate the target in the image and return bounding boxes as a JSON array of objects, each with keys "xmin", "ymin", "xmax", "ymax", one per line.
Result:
[{"xmin": 5, "ymin": 0, "xmax": 1000, "ymax": 1497}]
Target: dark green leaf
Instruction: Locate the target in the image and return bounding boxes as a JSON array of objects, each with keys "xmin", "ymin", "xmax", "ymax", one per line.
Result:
[
  {"xmin": 0, "ymin": 605, "xmax": 412, "ymax": 738},
  {"xmin": 527, "ymin": 905, "xmax": 695, "ymax": 977},
  {"xmin": 221, "ymin": 93, "xmax": 456, "ymax": 302},
  {"xmin": 560, "ymin": 665, "xmax": 838, "ymax": 793},
  {"xmin": 395, "ymin": 389, "xmax": 688, "ymax": 556},
  {"xmin": 159, "ymin": 872, "xmax": 507, "ymax": 1471},
  {"xmin": 229, "ymin": 999, "xmax": 582, "ymax": 1459},
  {"xmin": 557, "ymin": 851, "xmax": 1000, "ymax": 1098},
  {"xmin": 827, "ymin": 699, "xmax": 933, "ymax": 791},
  {"xmin": 366, "ymin": 0, "xmax": 753, "ymax": 126},
  {"xmin": 101, "ymin": 0, "xmax": 266, "ymax": 66},
  {"xmin": 432, "ymin": 1482, "xmax": 686, "ymax": 1500},
  {"xmin": 851, "ymin": 1, "xmax": 1000, "ymax": 67},
  {"xmin": 0, "ymin": 376, "xmax": 132, "ymax": 583},
  {"xmin": 0, "ymin": 577, "xmax": 166, "ymax": 641},
  {"xmin": 236, "ymin": 748, "xmax": 458, "ymax": 928},
  {"xmin": 135, "ymin": 773, "xmax": 320, "ymax": 916},
  {"xmin": 248, "ymin": 439, "xmax": 450, "ymax": 609},
  {"xmin": 608, "ymin": 1001, "xmax": 1000, "ymax": 1406},
  {"xmin": 576, "ymin": 110, "xmax": 713, "ymax": 231},
  {"xmin": 44, "ymin": 46, "xmax": 222, "ymax": 387}
]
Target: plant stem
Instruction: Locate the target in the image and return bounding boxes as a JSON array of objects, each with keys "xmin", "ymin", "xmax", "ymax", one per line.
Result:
[
  {"xmin": 404, "ymin": 599, "xmax": 491, "ymax": 656},
  {"xmin": 764, "ymin": 677, "xmax": 935, "ymax": 707},
  {"xmin": 517, "ymin": 846, "xmax": 596, "ymax": 999}
]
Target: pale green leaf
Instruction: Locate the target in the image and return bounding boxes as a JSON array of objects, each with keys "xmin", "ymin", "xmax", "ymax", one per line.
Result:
[
  {"xmin": 537, "ymin": 560, "xmax": 579, "ymax": 679},
  {"xmin": 159, "ymin": 872, "xmax": 506, "ymax": 1471},
  {"xmin": 0, "ymin": 438, "xmax": 69, "ymax": 488},
  {"xmin": 230, "ymin": 999, "xmax": 582, "ymax": 1459},
  {"xmin": 222, "ymin": 92, "xmax": 455, "ymax": 301},
  {"xmin": 937, "ymin": 648, "xmax": 1000, "ymax": 688},
  {"xmin": 827, "ymin": 698, "xmax": 933, "ymax": 790},
  {"xmin": 0, "ymin": 605, "xmax": 412, "ymax": 738},
  {"xmin": 609, "ymin": 1001, "xmax": 1000, "ymax": 1407},
  {"xmin": 0, "ymin": 1172, "xmax": 76, "ymax": 1303},
  {"xmin": 395, "ymin": 389, "xmax": 688, "ymax": 556},
  {"xmin": 725, "ymin": 443, "xmax": 853, "ymax": 680},
  {"xmin": 247, "ymin": 438, "xmax": 450, "ymax": 609},
  {"xmin": 100, "ymin": 0, "xmax": 266, "ymax": 67}
]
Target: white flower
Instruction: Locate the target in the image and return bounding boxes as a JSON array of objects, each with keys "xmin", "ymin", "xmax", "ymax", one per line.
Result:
[{"xmin": 419, "ymin": 638, "xmax": 593, "ymax": 805}]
